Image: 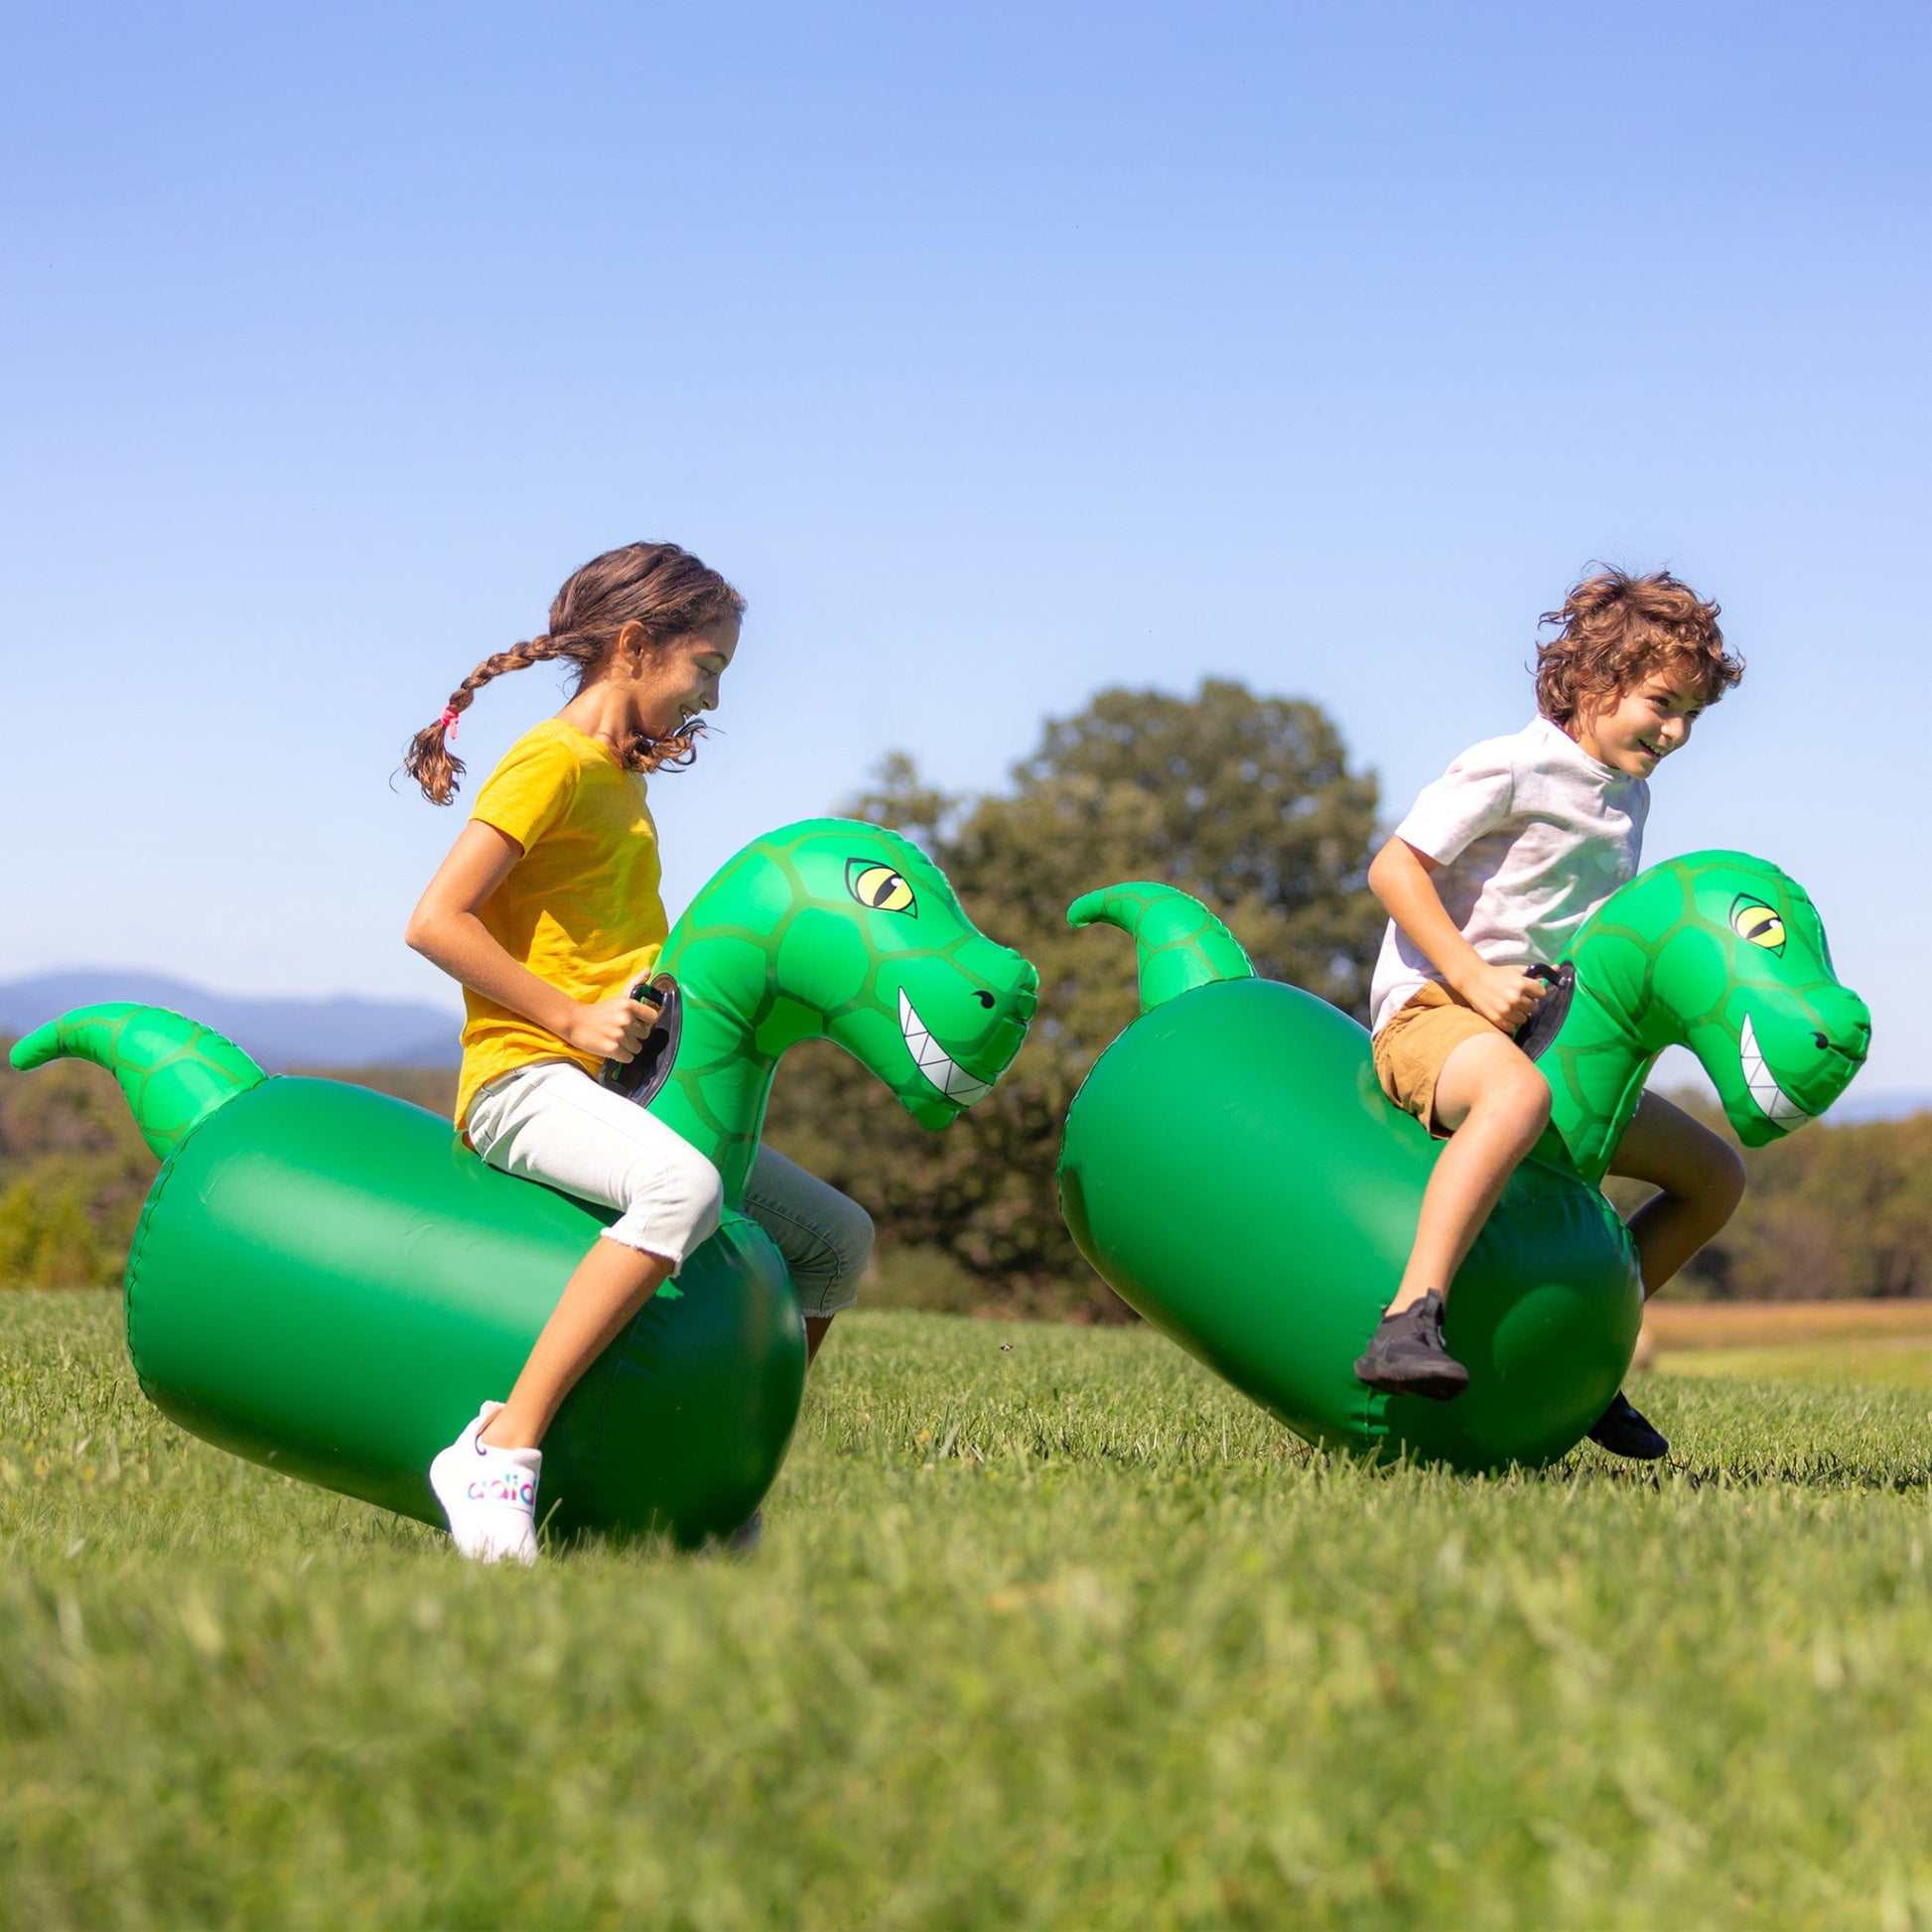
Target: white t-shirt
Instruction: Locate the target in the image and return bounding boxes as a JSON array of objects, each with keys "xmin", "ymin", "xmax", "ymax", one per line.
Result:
[{"xmin": 1369, "ymin": 716, "xmax": 1649, "ymax": 1036}]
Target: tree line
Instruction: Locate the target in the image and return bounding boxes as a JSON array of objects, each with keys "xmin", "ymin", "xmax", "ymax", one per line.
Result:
[{"xmin": 4, "ymin": 681, "xmax": 1919, "ymax": 1311}]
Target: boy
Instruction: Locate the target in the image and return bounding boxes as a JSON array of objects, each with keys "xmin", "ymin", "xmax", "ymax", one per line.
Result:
[{"xmin": 1354, "ymin": 568, "xmax": 1747, "ymax": 1458}]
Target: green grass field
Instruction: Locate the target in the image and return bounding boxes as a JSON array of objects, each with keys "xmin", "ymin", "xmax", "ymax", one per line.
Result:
[
  {"xmin": 6, "ymin": 1293, "xmax": 1932, "ymax": 1930},
  {"xmin": 1659, "ymin": 1336, "xmax": 1932, "ymax": 1390}
]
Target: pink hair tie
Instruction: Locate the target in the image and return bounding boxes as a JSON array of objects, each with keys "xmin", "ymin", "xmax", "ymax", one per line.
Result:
[{"xmin": 440, "ymin": 705, "xmax": 461, "ymax": 740}]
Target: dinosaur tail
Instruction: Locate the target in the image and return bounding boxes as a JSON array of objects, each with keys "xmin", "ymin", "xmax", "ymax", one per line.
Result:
[
  {"xmin": 1067, "ymin": 883, "xmax": 1256, "ymax": 1013},
  {"xmin": 8, "ymin": 1005, "xmax": 266, "ymax": 1160}
]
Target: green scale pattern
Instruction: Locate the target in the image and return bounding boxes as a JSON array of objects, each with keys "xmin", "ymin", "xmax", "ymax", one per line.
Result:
[
  {"xmin": 11, "ymin": 818, "xmax": 1037, "ymax": 1543},
  {"xmin": 1067, "ymin": 884, "xmax": 1255, "ymax": 1009},
  {"xmin": 1058, "ymin": 850, "xmax": 1870, "ymax": 1472},
  {"xmin": 19, "ymin": 1005, "xmax": 267, "ymax": 1159},
  {"xmin": 648, "ymin": 821, "xmax": 1037, "ymax": 1201},
  {"xmin": 1537, "ymin": 850, "xmax": 1868, "ymax": 1182}
]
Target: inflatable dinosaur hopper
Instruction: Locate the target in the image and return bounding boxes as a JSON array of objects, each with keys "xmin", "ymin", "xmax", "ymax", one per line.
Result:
[
  {"xmin": 1058, "ymin": 852, "xmax": 1869, "ymax": 1472},
  {"xmin": 11, "ymin": 820, "xmax": 1037, "ymax": 1544}
]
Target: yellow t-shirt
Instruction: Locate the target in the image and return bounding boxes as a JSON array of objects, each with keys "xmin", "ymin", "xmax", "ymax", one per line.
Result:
[{"xmin": 454, "ymin": 718, "xmax": 669, "ymax": 1129}]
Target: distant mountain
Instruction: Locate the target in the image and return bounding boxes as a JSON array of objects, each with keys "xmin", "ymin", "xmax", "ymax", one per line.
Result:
[{"xmin": 0, "ymin": 971, "xmax": 462, "ymax": 1069}]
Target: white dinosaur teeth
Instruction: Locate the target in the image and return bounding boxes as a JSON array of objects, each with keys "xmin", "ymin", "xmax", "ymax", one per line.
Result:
[
  {"xmin": 897, "ymin": 988, "xmax": 992, "ymax": 1107},
  {"xmin": 1739, "ymin": 1014, "xmax": 1812, "ymax": 1129}
]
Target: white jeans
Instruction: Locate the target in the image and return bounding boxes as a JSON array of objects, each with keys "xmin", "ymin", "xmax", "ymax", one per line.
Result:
[{"xmin": 466, "ymin": 1061, "xmax": 874, "ymax": 1314}]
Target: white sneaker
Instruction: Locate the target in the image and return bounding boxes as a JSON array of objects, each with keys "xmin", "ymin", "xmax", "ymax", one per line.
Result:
[{"xmin": 428, "ymin": 1403, "xmax": 542, "ymax": 1566}]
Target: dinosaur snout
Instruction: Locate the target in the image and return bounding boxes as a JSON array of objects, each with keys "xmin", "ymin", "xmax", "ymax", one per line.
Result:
[
  {"xmin": 1761, "ymin": 983, "xmax": 1872, "ymax": 1123},
  {"xmin": 1810, "ymin": 986, "xmax": 1872, "ymax": 1067}
]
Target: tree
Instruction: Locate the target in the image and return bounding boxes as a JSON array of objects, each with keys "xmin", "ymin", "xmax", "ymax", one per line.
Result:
[
  {"xmin": 760, "ymin": 679, "xmax": 1384, "ymax": 1315},
  {"xmin": 0, "ymin": 1040, "xmax": 459, "ymax": 1290},
  {"xmin": 1605, "ymin": 1100, "xmax": 1932, "ymax": 1303},
  {"xmin": 0, "ymin": 1036, "xmax": 158, "ymax": 1287}
]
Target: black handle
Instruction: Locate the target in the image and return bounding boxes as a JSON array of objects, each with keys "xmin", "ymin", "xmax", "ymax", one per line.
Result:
[
  {"xmin": 1511, "ymin": 962, "xmax": 1575, "ymax": 1063},
  {"xmin": 598, "ymin": 973, "xmax": 682, "ymax": 1105}
]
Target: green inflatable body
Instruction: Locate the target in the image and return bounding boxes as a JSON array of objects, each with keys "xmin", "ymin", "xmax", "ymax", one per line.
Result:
[
  {"xmin": 1058, "ymin": 853, "xmax": 1869, "ymax": 1471},
  {"xmin": 11, "ymin": 820, "xmax": 1037, "ymax": 1544}
]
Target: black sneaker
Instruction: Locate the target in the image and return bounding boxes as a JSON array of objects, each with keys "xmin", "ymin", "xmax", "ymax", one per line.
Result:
[
  {"xmin": 1587, "ymin": 1391, "xmax": 1668, "ymax": 1460},
  {"xmin": 1354, "ymin": 1290, "xmax": 1469, "ymax": 1402}
]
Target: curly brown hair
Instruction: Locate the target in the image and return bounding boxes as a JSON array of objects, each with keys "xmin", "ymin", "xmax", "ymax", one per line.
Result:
[
  {"xmin": 404, "ymin": 542, "xmax": 745, "ymax": 804},
  {"xmin": 1535, "ymin": 567, "xmax": 1743, "ymax": 729}
]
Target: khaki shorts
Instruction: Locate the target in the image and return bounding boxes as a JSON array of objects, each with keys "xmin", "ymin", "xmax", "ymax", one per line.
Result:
[{"xmin": 1372, "ymin": 984, "xmax": 1510, "ymax": 1138}]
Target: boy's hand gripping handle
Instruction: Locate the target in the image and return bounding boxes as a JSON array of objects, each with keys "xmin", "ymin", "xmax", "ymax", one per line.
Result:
[{"xmin": 1511, "ymin": 962, "xmax": 1576, "ymax": 1064}]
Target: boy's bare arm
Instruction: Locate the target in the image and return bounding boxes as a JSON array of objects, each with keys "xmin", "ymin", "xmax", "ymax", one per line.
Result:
[{"xmin": 1367, "ymin": 836, "xmax": 1546, "ymax": 1032}]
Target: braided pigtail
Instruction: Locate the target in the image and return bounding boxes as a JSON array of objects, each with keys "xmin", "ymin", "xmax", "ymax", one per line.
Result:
[
  {"xmin": 403, "ymin": 634, "xmax": 574, "ymax": 804},
  {"xmin": 403, "ymin": 541, "xmax": 745, "ymax": 803}
]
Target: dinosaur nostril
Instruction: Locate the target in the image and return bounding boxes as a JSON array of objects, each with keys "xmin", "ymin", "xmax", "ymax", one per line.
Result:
[
  {"xmin": 1813, "ymin": 1032, "xmax": 1829, "ymax": 1050},
  {"xmin": 975, "ymin": 991, "xmax": 996, "ymax": 1009}
]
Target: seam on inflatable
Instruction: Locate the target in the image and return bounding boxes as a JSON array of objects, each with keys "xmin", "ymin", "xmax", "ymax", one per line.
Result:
[
  {"xmin": 122, "ymin": 1142, "xmax": 183, "ymax": 1399},
  {"xmin": 124, "ymin": 1078, "xmax": 277, "ymax": 1401}
]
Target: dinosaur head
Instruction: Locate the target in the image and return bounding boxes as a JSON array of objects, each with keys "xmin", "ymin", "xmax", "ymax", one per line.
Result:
[
  {"xmin": 660, "ymin": 817, "xmax": 1037, "ymax": 1130},
  {"xmin": 1576, "ymin": 850, "xmax": 1870, "ymax": 1146}
]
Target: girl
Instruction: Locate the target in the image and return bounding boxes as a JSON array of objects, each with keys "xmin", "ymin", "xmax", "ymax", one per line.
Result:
[{"xmin": 403, "ymin": 542, "xmax": 872, "ymax": 1565}]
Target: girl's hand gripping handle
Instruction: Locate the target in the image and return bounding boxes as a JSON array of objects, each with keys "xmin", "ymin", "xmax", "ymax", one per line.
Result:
[
  {"xmin": 561, "ymin": 988, "xmax": 662, "ymax": 1062},
  {"xmin": 598, "ymin": 976, "xmax": 682, "ymax": 1105}
]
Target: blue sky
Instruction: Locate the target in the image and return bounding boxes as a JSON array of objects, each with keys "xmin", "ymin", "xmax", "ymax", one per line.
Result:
[{"xmin": 3, "ymin": 3, "xmax": 1927, "ymax": 1094}]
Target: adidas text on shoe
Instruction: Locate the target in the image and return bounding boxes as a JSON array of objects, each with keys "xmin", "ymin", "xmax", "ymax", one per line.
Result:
[{"xmin": 429, "ymin": 1402, "xmax": 543, "ymax": 1566}]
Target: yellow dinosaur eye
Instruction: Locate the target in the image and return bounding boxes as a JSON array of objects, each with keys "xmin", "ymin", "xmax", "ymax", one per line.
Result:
[
  {"xmin": 1730, "ymin": 897, "xmax": 1786, "ymax": 954},
  {"xmin": 847, "ymin": 861, "xmax": 916, "ymax": 915}
]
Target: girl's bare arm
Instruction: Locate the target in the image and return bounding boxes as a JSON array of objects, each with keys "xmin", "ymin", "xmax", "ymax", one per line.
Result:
[
  {"xmin": 405, "ymin": 822, "xmax": 657, "ymax": 1062},
  {"xmin": 1366, "ymin": 835, "xmax": 1545, "ymax": 1032}
]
